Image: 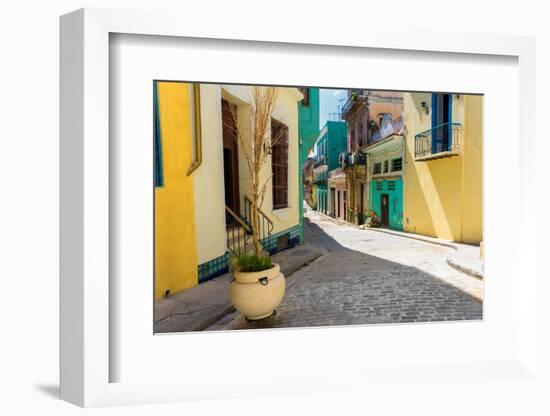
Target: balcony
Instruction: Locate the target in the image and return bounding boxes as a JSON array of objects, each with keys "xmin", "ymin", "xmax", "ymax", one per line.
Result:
[
  {"xmin": 339, "ymin": 151, "xmax": 366, "ymax": 168},
  {"xmin": 341, "ymin": 94, "xmax": 366, "ymax": 119},
  {"xmin": 414, "ymin": 123, "xmax": 462, "ymax": 161},
  {"xmin": 313, "ymin": 155, "xmax": 327, "ymax": 168}
]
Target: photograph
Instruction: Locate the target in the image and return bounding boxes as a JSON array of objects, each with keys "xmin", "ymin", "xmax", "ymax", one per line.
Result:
[{"xmin": 153, "ymin": 82, "xmax": 484, "ymax": 333}]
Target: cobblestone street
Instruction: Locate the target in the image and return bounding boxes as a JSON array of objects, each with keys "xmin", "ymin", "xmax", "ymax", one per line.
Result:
[{"xmin": 207, "ymin": 206, "xmax": 483, "ymax": 331}]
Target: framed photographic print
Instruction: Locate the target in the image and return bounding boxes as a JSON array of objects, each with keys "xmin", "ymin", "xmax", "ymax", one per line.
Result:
[{"xmin": 60, "ymin": 7, "xmax": 539, "ymax": 408}]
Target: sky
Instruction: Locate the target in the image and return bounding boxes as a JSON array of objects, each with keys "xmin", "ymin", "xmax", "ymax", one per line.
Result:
[
  {"xmin": 308, "ymin": 88, "xmax": 348, "ymax": 157},
  {"xmin": 319, "ymin": 88, "xmax": 348, "ymax": 129}
]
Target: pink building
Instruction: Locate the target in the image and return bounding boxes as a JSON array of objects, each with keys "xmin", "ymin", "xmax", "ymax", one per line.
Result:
[{"xmin": 328, "ymin": 168, "xmax": 348, "ymax": 221}]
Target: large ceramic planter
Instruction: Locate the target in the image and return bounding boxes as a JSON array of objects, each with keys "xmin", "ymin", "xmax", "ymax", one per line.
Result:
[{"xmin": 230, "ymin": 263, "xmax": 285, "ymax": 320}]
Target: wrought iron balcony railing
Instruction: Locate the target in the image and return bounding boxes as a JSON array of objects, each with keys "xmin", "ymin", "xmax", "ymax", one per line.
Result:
[
  {"xmin": 414, "ymin": 123, "xmax": 462, "ymax": 160},
  {"xmin": 313, "ymin": 155, "xmax": 327, "ymax": 168},
  {"xmin": 341, "ymin": 94, "xmax": 366, "ymax": 118}
]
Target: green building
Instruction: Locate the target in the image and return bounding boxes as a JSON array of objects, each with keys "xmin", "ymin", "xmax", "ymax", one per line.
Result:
[
  {"xmin": 297, "ymin": 88, "xmax": 320, "ymax": 242},
  {"xmin": 312, "ymin": 121, "xmax": 348, "ymax": 215},
  {"xmin": 364, "ymin": 133, "xmax": 405, "ymax": 231}
]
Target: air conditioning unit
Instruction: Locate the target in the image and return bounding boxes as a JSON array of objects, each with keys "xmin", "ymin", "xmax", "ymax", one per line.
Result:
[{"xmin": 339, "ymin": 152, "xmax": 346, "ymax": 167}]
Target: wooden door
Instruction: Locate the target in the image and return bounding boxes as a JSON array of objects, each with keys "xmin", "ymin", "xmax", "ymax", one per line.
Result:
[{"xmin": 222, "ymin": 99, "xmax": 240, "ymax": 217}]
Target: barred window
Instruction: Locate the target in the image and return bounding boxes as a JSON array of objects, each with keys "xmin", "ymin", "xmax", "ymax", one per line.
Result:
[
  {"xmin": 383, "ymin": 160, "xmax": 389, "ymax": 173},
  {"xmin": 271, "ymin": 119, "xmax": 289, "ymax": 209},
  {"xmin": 391, "ymin": 157, "xmax": 403, "ymax": 172},
  {"xmin": 373, "ymin": 162, "xmax": 382, "ymax": 175}
]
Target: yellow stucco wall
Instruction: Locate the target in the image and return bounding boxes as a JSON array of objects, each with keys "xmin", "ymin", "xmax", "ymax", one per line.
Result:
[
  {"xmin": 403, "ymin": 93, "xmax": 483, "ymax": 244},
  {"xmin": 155, "ymin": 84, "xmax": 302, "ymax": 297},
  {"xmin": 155, "ymin": 82, "xmax": 198, "ymax": 298}
]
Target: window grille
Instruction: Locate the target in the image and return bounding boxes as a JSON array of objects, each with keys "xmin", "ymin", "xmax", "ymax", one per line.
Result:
[
  {"xmin": 271, "ymin": 119, "xmax": 289, "ymax": 209},
  {"xmin": 391, "ymin": 157, "xmax": 403, "ymax": 172}
]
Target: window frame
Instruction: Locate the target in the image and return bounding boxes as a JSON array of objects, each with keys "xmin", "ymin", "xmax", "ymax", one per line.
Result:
[{"xmin": 271, "ymin": 118, "xmax": 289, "ymax": 210}]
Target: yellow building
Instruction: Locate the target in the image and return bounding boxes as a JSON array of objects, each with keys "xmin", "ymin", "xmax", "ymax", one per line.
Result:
[
  {"xmin": 402, "ymin": 92, "xmax": 482, "ymax": 244},
  {"xmin": 154, "ymin": 82, "xmax": 303, "ymax": 298}
]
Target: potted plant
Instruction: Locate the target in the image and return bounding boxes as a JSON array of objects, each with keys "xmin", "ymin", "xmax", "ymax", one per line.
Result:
[{"xmin": 226, "ymin": 87, "xmax": 286, "ymax": 321}]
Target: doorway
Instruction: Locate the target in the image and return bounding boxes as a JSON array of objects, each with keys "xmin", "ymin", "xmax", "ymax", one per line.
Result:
[
  {"xmin": 330, "ymin": 187, "xmax": 336, "ymax": 217},
  {"xmin": 380, "ymin": 193, "xmax": 389, "ymax": 227},
  {"xmin": 222, "ymin": 99, "xmax": 240, "ymax": 220}
]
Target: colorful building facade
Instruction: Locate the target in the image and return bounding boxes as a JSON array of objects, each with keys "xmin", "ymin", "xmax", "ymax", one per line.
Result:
[
  {"xmin": 154, "ymin": 82, "xmax": 304, "ymax": 298},
  {"xmin": 312, "ymin": 121, "xmax": 348, "ymax": 216},
  {"xmin": 402, "ymin": 92, "xmax": 483, "ymax": 244},
  {"xmin": 365, "ymin": 131, "xmax": 405, "ymax": 230},
  {"xmin": 297, "ymin": 88, "xmax": 320, "ymax": 241},
  {"xmin": 341, "ymin": 90, "xmax": 403, "ymax": 224},
  {"xmin": 327, "ymin": 168, "xmax": 347, "ymax": 221}
]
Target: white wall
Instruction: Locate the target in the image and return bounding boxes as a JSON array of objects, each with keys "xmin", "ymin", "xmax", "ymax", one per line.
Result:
[{"xmin": 2, "ymin": 1, "xmax": 549, "ymax": 415}]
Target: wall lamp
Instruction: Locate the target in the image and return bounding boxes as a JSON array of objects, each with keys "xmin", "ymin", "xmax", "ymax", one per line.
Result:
[{"xmin": 420, "ymin": 101, "xmax": 429, "ymax": 115}]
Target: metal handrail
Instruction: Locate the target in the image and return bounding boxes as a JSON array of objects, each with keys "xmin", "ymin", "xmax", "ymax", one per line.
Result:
[
  {"xmin": 243, "ymin": 196, "xmax": 274, "ymax": 239},
  {"xmin": 225, "ymin": 205, "xmax": 251, "ymax": 256}
]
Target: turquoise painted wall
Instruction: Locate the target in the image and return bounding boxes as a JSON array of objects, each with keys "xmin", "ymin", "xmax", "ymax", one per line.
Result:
[
  {"xmin": 298, "ymin": 88, "xmax": 320, "ymax": 243},
  {"xmin": 298, "ymin": 88, "xmax": 321, "ymax": 163},
  {"xmin": 314, "ymin": 121, "xmax": 347, "ymax": 171},
  {"xmin": 370, "ymin": 178, "xmax": 403, "ymax": 230},
  {"xmin": 317, "ymin": 185, "xmax": 328, "ymax": 215}
]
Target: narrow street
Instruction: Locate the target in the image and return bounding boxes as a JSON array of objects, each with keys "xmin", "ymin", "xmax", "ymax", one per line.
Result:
[{"xmin": 207, "ymin": 206, "xmax": 483, "ymax": 330}]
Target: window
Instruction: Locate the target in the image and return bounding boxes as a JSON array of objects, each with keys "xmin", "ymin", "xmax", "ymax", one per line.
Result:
[
  {"xmin": 153, "ymin": 81, "xmax": 163, "ymax": 187},
  {"xmin": 376, "ymin": 182, "xmax": 383, "ymax": 191},
  {"xmin": 383, "ymin": 160, "xmax": 389, "ymax": 173},
  {"xmin": 387, "ymin": 181, "xmax": 396, "ymax": 191},
  {"xmin": 271, "ymin": 118, "xmax": 289, "ymax": 209},
  {"xmin": 391, "ymin": 157, "xmax": 403, "ymax": 172},
  {"xmin": 373, "ymin": 162, "xmax": 382, "ymax": 175}
]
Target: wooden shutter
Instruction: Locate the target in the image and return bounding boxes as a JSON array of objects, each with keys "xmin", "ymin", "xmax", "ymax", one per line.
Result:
[{"xmin": 271, "ymin": 119, "xmax": 289, "ymax": 209}]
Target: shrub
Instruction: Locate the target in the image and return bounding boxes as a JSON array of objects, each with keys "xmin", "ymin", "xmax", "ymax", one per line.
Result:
[{"xmin": 234, "ymin": 254, "xmax": 273, "ymax": 273}]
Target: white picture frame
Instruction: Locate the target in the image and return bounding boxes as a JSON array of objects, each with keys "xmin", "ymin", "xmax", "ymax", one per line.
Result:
[{"xmin": 60, "ymin": 7, "xmax": 539, "ymax": 408}]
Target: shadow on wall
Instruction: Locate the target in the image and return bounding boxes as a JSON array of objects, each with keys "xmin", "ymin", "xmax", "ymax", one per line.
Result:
[
  {"xmin": 425, "ymin": 156, "xmax": 463, "ymax": 241},
  {"xmin": 403, "ymin": 141, "xmax": 436, "ymax": 236}
]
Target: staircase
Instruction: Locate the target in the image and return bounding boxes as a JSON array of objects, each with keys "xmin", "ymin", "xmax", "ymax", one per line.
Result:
[
  {"xmin": 225, "ymin": 206, "xmax": 253, "ymax": 257},
  {"xmin": 225, "ymin": 196, "xmax": 274, "ymax": 256}
]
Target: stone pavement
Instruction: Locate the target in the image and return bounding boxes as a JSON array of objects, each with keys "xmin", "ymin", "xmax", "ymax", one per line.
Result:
[
  {"xmin": 205, "ymin": 207, "xmax": 483, "ymax": 331},
  {"xmin": 154, "ymin": 241, "xmax": 322, "ymax": 333}
]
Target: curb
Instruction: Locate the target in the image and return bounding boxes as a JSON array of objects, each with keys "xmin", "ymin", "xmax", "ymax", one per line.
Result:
[
  {"xmin": 366, "ymin": 227, "xmax": 458, "ymax": 250},
  {"xmin": 446, "ymin": 257, "xmax": 484, "ymax": 280}
]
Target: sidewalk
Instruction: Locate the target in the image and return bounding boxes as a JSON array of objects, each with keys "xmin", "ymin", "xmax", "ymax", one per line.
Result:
[
  {"xmin": 365, "ymin": 227, "xmax": 483, "ymax": 279},
  {"xmin": 154, "ymin": 241, "xmax": 323, "ymax": 333}
]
